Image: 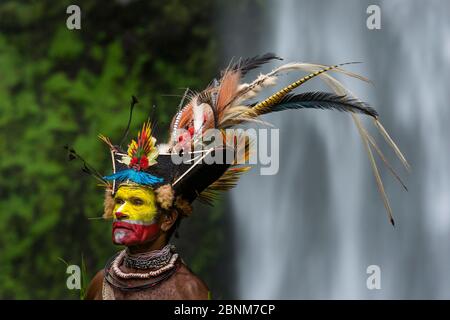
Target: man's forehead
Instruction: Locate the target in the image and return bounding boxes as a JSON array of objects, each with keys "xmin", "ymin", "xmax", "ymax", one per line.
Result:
[{"xmin": 115, "ymin": 185, "xmax": 155, "ymax": 197}]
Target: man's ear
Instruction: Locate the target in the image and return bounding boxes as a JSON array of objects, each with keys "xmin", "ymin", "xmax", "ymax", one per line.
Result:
[{"xmin": 160, "ymin": 209, "xmax": 179, "ymax": 232}]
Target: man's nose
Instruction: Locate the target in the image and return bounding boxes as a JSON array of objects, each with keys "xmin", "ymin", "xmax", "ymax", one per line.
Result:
[{"xmin": 115, "ymin": 211, "xmax": 128, "ymax": 220}]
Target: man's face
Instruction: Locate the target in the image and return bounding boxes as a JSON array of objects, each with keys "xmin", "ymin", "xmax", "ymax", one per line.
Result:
[{"xmin": 112, "ymin": 185, "xmax": 160, "ymax": 246}]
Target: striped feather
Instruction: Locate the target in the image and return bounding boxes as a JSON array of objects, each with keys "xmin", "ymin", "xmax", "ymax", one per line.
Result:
[{"xmin": 248, "ymin": 62, "xmax": 361, "ymax": 116}]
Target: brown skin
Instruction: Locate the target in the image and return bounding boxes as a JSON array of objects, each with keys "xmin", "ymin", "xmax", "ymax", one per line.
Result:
[{"xmin": 85, "ymin": 210, "xmax": 209, "ymax": 300}]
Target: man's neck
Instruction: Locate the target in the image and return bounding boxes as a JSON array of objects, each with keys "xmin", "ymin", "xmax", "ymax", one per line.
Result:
[{"xmin": 127, "ymin": 237, "xmax": 167, "ymax": 254}]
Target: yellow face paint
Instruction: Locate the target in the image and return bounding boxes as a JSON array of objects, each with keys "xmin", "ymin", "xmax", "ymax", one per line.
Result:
[
  {"xmin": 113, "ymin": 185, "xmax": 158, "ymax": 222},
  {"xmin": 112, "ymin": 185, "xmax": 160, "ymax": 246}
]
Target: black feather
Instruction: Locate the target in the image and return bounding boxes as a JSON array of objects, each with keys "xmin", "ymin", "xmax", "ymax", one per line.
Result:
[
  {"xmin": 231, "ymin": 53, "xmax": 282, "ymax": 76},
  {"xmin": 264, "ymin": 92, "xmax": 378, "ymax": 118},
  {"xmin": 119, "ymin": 95, "xmax": 139, "ymax": 147},
  {"xmin": 64, "ymin": 145, "xmax": 106, "ymax": 183}
]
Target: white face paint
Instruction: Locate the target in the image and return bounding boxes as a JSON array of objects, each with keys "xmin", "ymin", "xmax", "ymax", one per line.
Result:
[
  {"xmin": 116, "ymin": 203, "xmax": 126, "ymax": 213},
  {"xmin": 114, "ymin": 230, "xmax": 126, "ymax": 243}
]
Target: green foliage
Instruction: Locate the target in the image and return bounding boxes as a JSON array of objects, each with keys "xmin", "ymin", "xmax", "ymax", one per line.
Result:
[{"xmin": 0, "ymin": 0, "xmax": 227, "ymax": 299}]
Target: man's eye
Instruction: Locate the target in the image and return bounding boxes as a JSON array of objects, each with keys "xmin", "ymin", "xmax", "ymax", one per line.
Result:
[
  {"xmin": 132, "ymin": 199, "xmax": 144, "ymax": 206},
  {"xmin": 115, "ymin": 198, "xmax": 124, "ymax": 205}
]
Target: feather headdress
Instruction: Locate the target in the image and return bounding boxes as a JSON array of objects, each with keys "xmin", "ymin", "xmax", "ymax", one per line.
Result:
[{"xmin": 68, "ymin": 53, "xmax": 407, "ymax": 225}]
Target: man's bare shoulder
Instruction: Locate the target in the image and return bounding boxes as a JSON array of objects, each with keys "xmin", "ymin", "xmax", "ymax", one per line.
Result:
[
  {"xmin": 172, "ymin": 263, "xmax": 210, "ymax": 300},
  {"xmin": 85, "ymin": 269, "xmax": 104, "ymax": 300}
]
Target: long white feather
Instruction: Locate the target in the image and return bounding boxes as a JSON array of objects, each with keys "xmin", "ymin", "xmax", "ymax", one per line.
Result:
[
  {"xmin": 308, "ymin": 69, "xmax": 406, "ymax": 225},
  {"xmin": 193, "ymin": 101, "xmax": 206, "ymax": 133},
  {"xmin": 234, "ymin": 63, "xmax": 310, "ymax": 105}
]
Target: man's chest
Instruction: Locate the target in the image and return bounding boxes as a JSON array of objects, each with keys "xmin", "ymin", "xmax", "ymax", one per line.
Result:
[{"xmin": 103, "ymin": 279, "xmax": 183, "ymax": 300}]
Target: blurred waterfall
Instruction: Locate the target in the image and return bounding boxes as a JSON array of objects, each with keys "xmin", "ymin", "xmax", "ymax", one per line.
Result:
[{"xmin": 226, "ymin": 0, "xmax": 450, "ymax": 299}]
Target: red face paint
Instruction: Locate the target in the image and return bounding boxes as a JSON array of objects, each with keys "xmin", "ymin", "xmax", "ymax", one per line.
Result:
[
  {"xmin": 112, "ymin": 186, "xmax": 160, "ymax": 246},
  {"xmin": 112, "ymin": 220, "xmax": 160, "ymax": 246}
]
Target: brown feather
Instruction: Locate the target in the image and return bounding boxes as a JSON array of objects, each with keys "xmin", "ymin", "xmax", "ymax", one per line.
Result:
[
  {"xmin": 197, "ymin": 166, "xmax": 251, "ymax": 205},
  {"xmin": 217, "ymin": 70, "xmax": 241, "ymax": 119}
]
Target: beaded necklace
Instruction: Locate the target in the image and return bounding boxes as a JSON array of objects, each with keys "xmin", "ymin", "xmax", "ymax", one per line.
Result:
[
  {"xmin": 112, "ymin": 244, "xmax": 179, "ymax": 279},
  {"xmin": 124, "ymin": 244, "xmax": 175, "ymax": 269}
]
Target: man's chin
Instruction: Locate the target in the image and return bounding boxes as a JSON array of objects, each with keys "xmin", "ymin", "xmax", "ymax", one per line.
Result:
[{"xmin": 112, "ymin": 229, "xmax": 135, "ymax": 245}]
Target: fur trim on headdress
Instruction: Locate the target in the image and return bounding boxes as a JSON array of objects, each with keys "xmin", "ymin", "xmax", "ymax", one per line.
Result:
[
  {"xmin": 103, "ymin": 189, "xmax": 115, "ymax": 219},
  {"xmin": 155, "ymin": 184, "xmax": 175, "ymax": 210},
  {"xmin": 175, "ymin": 196, "xmax": 193, "ymax": 217},
  {"xmin": 154, "ymin": 185, "xmax": 192, "ymax": 217}
]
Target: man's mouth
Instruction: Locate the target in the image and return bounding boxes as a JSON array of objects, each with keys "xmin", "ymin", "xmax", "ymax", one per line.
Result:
[
  {"xmin": 111, "ymin": 219, "xmax": 160, "ymax": 245},
  {"xmin": 112, "ymin": 220, "xmax": 133, "ymax": 231}
]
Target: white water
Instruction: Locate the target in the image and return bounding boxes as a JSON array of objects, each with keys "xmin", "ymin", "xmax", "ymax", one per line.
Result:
[{"xmin": 227, "ymin": 0, "xmax": 450, "ymax": 299}]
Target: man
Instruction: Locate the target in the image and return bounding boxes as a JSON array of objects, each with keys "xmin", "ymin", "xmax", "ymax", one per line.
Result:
[
  {"xmin": 74, "ymin": 53, "xmax": 405, "ymax": 300},
  {"xmin": 81, "ymin": 116, "xmax": 231, "ymax": 300},
  {"xmin": 85, "ymin": 185, "xmax": 208, "ymax": 299}
]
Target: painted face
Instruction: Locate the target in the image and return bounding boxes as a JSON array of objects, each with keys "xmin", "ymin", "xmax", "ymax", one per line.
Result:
[{"xmin": 112, "ymin": 185, "xmax": 160, "ymax": 246}]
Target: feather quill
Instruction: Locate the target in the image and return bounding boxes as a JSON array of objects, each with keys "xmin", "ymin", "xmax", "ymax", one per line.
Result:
[
  {"xmin": 374, "ymin": 119, "xmax": 410, "ymax": 171},
  {"xmin": 353, "ymin": 114, "xmax": 395, "ymax": 226}
]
